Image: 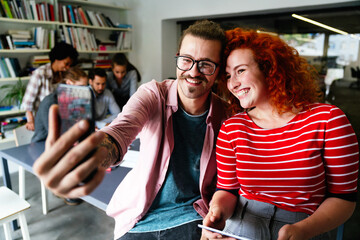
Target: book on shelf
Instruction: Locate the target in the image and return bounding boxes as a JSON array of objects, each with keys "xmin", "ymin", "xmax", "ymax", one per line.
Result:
[
  {"xmin": 77, "ymin": 7, "xmax": 88, "ymax": 25},
  {"xmin": 99, "ymin": 41, "xmax": 116, "ymax": 51},
  {"xmin": 9, "ymin": 0, "xmax": 20, "ymax": 19},
  {"xmin": 116, "ymin": 31, "xmax": 132, "ymax": 50},
  {"xmin": 87, "ymin": 10, "xmax": 99, "ymax": 27},
  {"xmin": 61, "ymin": 4, "xmax": 68, "ymax": 23},
  {"xmin": 8, "ymin": 29, "xmax": 31, "ymax": 39},
  {"xmin": 0, "ymin": 0, "xmax": 52, "ymax": 21},
  {"xmin": 0, "ymin": 57, "xmax": 9, "ymax": 78},
  {"xmin": 67, "ymin": 5, "xmax": 76, "ymax": 24},
  {"xmin": 60, "ymin": 26, "xmax": 98, "ymax": 51},
  {"xmin": 0, "ymin": 57, "xmax": 22, "ymax": 78},
  {"xmin": 22, "ymin": 0, "xmax": 33, "ymax": 20},
  {"xmin": 5, "ymin": 35, "xmax": 14, "ymax": 49},
  {"xmin": 0, "ymin": 1, "xmax": 6, "ymax": 17},
  {"xmin": 4, "ymin": 57, "xmax": 16, "ymax": 78},
  {"xmin": 0, "ymin": 0, "xmax": 13, "ymax": 18},
  {"xmin": 116, "ymin": 24, "xmax": 133, "ymax": 29},
  {"xmin": 0, "ymin": 34, "xmax": 9, "ymax": 49},
  {"xmin": 29, "ymin": 0, "xmax": 38, "ymax": 21},
  {"xmin": 33, "ymin": 27, "xmax": 55, "ymax": 49},
  {"xmin": 31, "ymin": 55, "xmax": 50, "ymax": 67}
]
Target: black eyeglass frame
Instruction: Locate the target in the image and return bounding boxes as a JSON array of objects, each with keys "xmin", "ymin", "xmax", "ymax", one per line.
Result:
[{"xmin": 175, "ymin": 56, "xmax": 219, "ymax": 76}]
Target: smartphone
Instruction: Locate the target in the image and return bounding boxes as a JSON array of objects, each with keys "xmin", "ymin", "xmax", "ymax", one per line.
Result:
[
  {"xmin": 57, "ymin": 84, "xmax": 96, "ymax": 181},
  {"xmin": 198, "ymin": 224, "xmax": 252, "ymax": 240},
  {"xmin": 57, "ymin": 84, "xmax": 95, "ymax": 139}
]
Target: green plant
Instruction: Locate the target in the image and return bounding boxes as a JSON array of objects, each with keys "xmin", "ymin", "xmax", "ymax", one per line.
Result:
[{"xmin": 0, "ymin": 78, "xmax": 27, "ymax": 107}]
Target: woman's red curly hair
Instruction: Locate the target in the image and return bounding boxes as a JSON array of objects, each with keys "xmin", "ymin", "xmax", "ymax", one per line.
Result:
[{"xmin": 222, "ymin": 28, "xmax": 322, "ymax": 114}]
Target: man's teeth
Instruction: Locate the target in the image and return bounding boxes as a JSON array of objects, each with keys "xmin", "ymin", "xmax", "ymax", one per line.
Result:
[{"xmin": 186, "ymin": 78, "xmax": 201, "ymax": 84}]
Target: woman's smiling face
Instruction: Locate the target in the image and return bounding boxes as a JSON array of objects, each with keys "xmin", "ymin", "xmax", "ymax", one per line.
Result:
[{"xmin": 226, "ymin": 48, "xmax": 268, "ymax": 109}]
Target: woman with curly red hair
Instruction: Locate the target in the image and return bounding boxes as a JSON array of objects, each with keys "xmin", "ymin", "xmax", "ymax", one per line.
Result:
[{"xmin": 202, "ymin": 28, "xmax": 359, "ymax": 240}]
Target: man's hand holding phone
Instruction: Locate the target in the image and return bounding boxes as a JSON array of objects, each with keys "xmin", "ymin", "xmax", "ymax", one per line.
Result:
[{"xmin": 33, "ymin": 105, "xmax": 107, "ymax": 199}]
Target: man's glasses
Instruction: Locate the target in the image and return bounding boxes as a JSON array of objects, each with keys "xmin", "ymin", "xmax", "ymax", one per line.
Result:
[{"xmin": 175, "ymin": 56, "xmax": 218, "ymax": 76}]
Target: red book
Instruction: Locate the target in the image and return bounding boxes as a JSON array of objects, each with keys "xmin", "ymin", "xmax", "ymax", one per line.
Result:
[
  {"xmin": 36, "ymin": 3, "xmax": 42, "ymax": 20},
  {"xmin": 78, "ymin": 7, "xmax": 88, "ymax": 25},
  {"xmin": 67, "ymin": 6, "xmax": 72, "ymax": 23},
  {"xmin": 48, "ymin": 4, "xmax": 54, "ymax": 21}
]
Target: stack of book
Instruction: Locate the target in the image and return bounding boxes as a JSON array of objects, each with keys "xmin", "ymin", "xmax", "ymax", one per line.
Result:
[
  {"xmin": 94, "ymin": 54, "xmax": 111, "ymax": 69},
  {"xmin": 0, "ymin": 0, "xmax": 55, "ymax": 21},
  {"xmin": 58, "ymin": 4, "xmax": 116, "ymax": 28},
  {"xmin": 0, "ymin": 57, "xmax": 22, "ymax": 78},
  {"xmin": 8, "ymin": 29, "xmax": 35, "ymax": 49},
  {"xmin": 31, "ymin": 55, "xmax": 50, "ymax": 68}
]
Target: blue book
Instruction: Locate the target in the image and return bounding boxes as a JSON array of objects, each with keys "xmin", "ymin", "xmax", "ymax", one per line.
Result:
[
  {"xmin": 68, "ymin": 5, "xmax": 76, "ymax": 23},
  {"xmin": 13, "ymin": 41, "xmax": 35, "ymax": 45}
]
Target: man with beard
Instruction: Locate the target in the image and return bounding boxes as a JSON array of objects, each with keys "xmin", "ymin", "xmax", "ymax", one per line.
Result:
[
  {"xmin": 88, "ymin": 68, "xmax": 120, "ymax": 128},
  {"xmin": 34, "ymin": 20, "xmax": 228, "ymax": 240}
]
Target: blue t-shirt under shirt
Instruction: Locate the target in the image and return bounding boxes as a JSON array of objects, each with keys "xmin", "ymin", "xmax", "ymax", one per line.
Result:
[{"xmin": 130, "ymin": 106, "xmax": 208, "ymax": 232}]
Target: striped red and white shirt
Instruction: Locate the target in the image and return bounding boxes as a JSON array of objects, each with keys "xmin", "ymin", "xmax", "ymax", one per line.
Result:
[{"xmin": 216, "ymin": 103, "xmax": 359, "ymax": 214}]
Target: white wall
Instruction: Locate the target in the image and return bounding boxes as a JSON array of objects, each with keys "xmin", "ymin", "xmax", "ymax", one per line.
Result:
[{"xmin": 94, "ymin": 0, "xmax": 357, "ymax": 83}]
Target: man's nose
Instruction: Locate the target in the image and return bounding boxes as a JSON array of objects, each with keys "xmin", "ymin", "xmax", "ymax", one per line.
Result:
[{"xmin": 187, "ymin": 62, "xmax": 201, "ymax": 77}]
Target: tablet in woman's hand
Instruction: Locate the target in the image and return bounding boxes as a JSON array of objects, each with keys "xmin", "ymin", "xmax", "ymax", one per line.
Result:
[{"xmin": 198, "ymin": 224, "xmax": 252, "ymax": 240}]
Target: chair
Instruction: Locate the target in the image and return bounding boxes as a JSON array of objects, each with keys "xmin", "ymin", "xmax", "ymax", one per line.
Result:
[
  {"xmin": 350, "ymin": 67, "xmax": 360, "ymax": 89},
  {"xmin": 0, "ymin": 186, "xmax": 31, "ymax": 240},
  {"xmin": 324, "ymin": 68, "xmax": 344, "ymax": 98},
  {"xmin": 336, "ymin": 223, "xmax": 344, "ymax": 240},
  {"xmin": 13, "ymin": 125, "xmax": 48, "ymax": 215}
]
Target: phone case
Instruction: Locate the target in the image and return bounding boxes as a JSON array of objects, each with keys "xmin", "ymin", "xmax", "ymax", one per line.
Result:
[
  {"xmin": 57, "ymin": 84, "xmax": 97, "ymax": 182},
  {"xmin": 57, "ymin": 84, "xmax": 95, "ymax": 140}
]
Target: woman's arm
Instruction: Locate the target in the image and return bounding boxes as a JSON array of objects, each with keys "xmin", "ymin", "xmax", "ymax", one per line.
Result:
[
  {"xmin": 202, "ymin": 190, "xmax": 238, "ymax": 239},
  {"xmin": 278, "ymin": 197, "xmax": 356, "ymax": 240}
]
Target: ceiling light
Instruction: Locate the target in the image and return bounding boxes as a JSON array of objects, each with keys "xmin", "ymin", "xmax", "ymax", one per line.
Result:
[
  {"xmin": 291, "ymin": 13, "xmax": 349, "ymax": 35},
  {"xmin": 256, "ymin": 30, "xmax": 278, "ymax": 36}
]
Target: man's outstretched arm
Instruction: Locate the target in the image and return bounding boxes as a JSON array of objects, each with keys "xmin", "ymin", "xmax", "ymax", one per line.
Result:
[{"xmin": 33, "ymin": 105, "xmax": 119, "ymax": 199}]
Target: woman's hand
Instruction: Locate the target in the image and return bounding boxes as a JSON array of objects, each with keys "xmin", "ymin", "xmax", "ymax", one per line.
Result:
[
  {"xmin": 277, "ymin": 224, "xmax": 307, "ymax": 240},
  {"xmin": 201, "ymin": 191, "xmax": 238, "ymax": 240}
]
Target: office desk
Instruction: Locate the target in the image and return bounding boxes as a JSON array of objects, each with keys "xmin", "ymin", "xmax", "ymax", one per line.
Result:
[{"xmin": 0, "ymin": 141, "xmax": 134, "ymax": 211}]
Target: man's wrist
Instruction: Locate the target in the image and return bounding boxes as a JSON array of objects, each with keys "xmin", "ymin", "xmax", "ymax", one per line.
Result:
[{"xmin": 99, "ymin": 133, "xmax": 120, "ymax": 168}]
